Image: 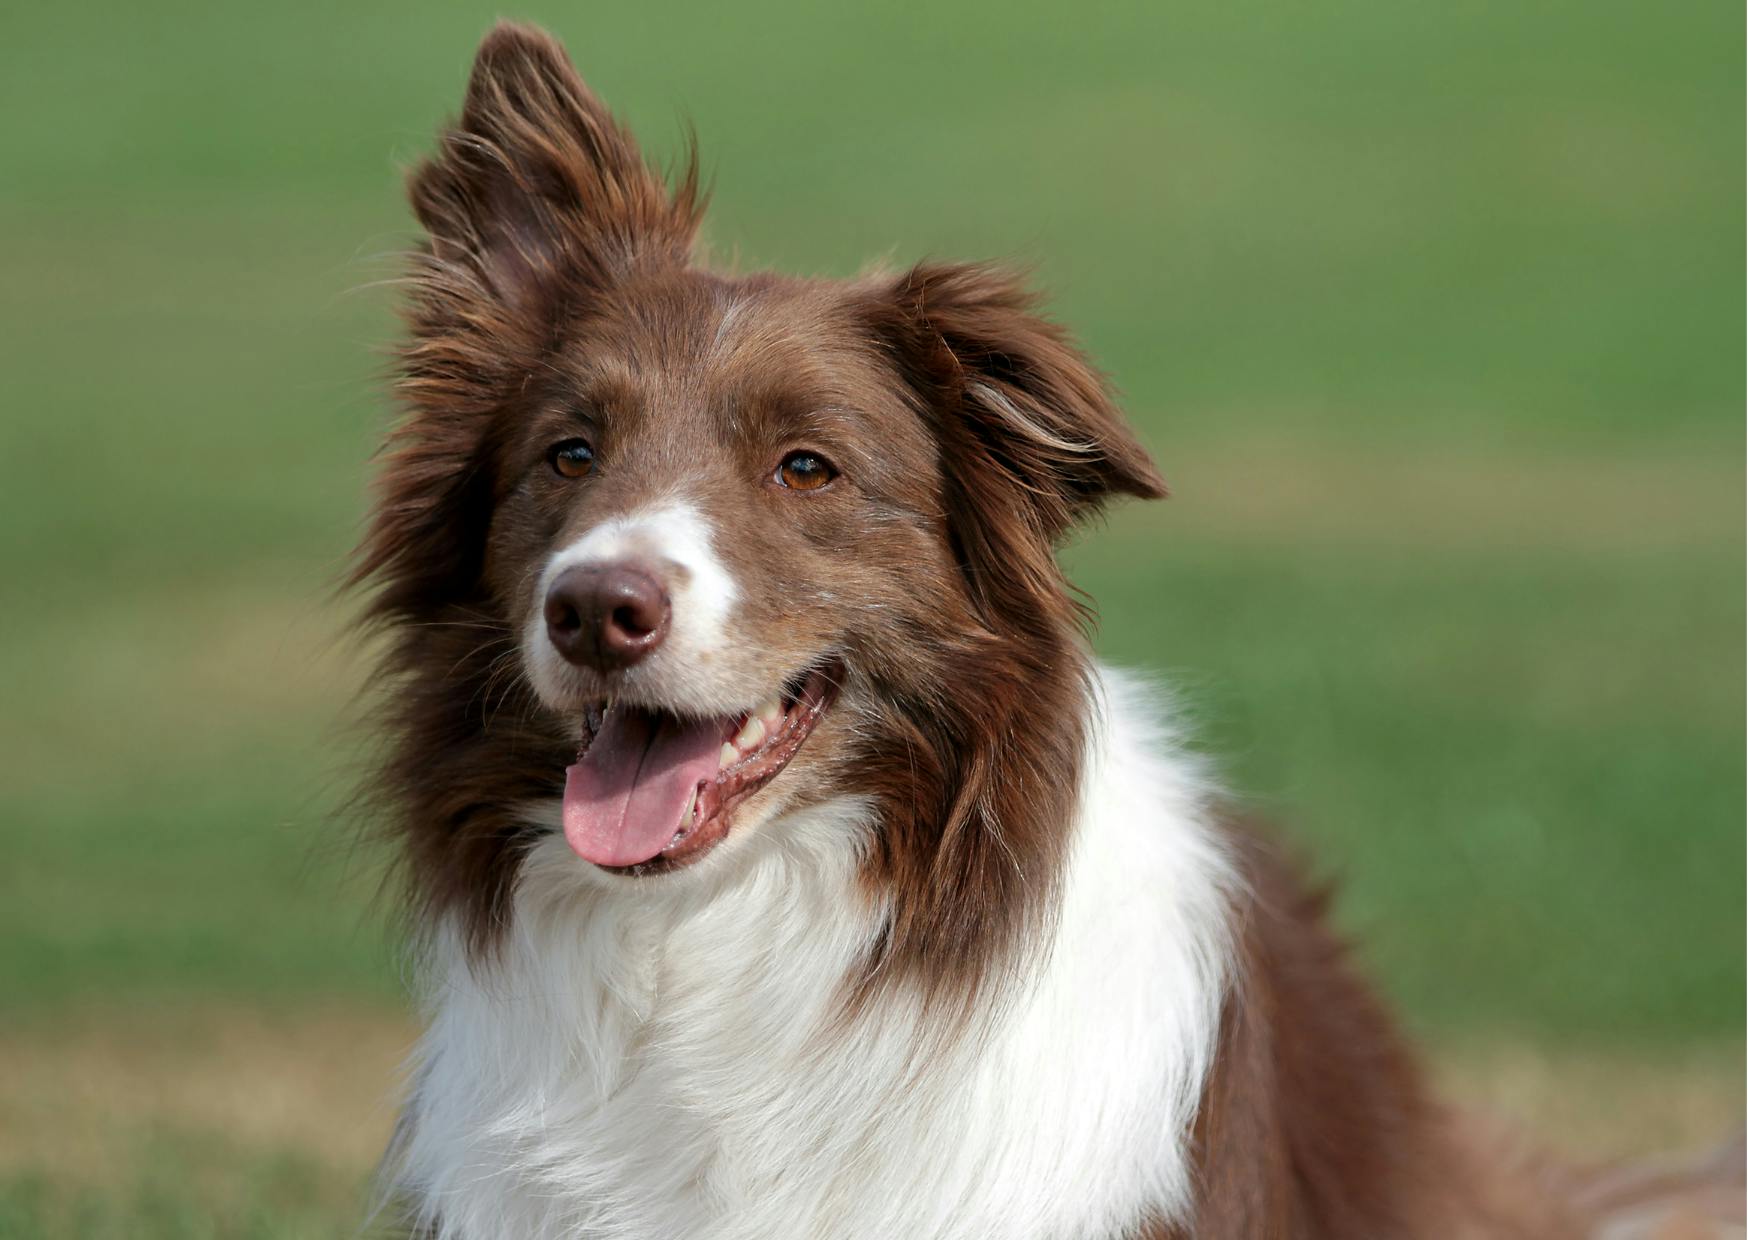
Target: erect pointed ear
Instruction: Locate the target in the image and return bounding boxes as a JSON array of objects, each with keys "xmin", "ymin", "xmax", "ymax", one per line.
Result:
[
  {"xmin": 882, "ymin": 262, "xmax": 1166, "ymax": 542},
  {"xmin": 408, "ymin": 21, "xmax": 701, "ymax": 306},
  {"xmin": 358, "ymin": 26, "xmax": 702, "ymax": 623}
]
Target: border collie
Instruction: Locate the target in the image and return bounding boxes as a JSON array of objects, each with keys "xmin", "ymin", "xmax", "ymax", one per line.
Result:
[{"xmin": 355, "ymin": 23, "xmax": 1738, "ymax": 1238}]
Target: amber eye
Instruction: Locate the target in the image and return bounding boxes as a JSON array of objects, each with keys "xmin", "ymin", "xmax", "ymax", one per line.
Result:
[
  {"xmin": 776, "ymin": 451, "xmax": 836, "ymax": 491},
  {"xmin": 548, "ymin": 439, "xmax": 594, "ymax": 479}
]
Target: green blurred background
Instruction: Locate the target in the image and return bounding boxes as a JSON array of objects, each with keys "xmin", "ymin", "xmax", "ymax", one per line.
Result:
[{"xmin": 2, "ymin": 1, "xmax": 1741, "ymax": 1234}]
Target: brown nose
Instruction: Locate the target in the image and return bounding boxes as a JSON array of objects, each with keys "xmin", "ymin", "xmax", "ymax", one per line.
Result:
[{"xmin": 543, "ymin": 563, "xmax": 671, "ymax": 670}]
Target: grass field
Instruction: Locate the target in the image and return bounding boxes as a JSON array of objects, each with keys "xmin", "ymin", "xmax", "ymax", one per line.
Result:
[{"xmin": 1, "ymin": 0, "xmax": 1741, "ymax": 1233}]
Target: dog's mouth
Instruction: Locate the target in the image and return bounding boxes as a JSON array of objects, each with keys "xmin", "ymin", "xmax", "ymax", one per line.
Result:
[{"xmin": 560, "ymin": 664, "xmax": 839, "ymax": 875}]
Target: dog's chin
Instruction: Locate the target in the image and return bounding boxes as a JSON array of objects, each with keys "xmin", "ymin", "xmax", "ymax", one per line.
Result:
[{"xmin": 545, "ymin": 662, "xmax": 841, "ymax": 877}]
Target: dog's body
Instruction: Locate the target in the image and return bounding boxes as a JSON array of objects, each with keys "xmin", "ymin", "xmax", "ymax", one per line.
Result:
[
  {"xmin": 359, "ymin": 25, "xmax": 1734, "ymax": 1238},
  {"xmin": 392, "ymin": 671, "xmax": 1239, "ymax": 1238},
  {"xmin": 383, "ymin": 675, "xmax": 1581, "ymax": 1239}
]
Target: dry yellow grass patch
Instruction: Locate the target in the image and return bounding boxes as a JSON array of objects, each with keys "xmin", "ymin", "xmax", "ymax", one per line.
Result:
[
  {"xmin": 0, "ymin": 1001, "xmax": 413, "ymax": 1192},
  {"xmin": 0, "ymin": 1001, "xmax": 1738, "ymax": 1202},
  {"xmin": 1437, "ymin": 1039, "xmax": 1744, "ymax": 1163},
  {"xmin": 1112, "ymin": 438, "xmax": 1740, "ymax": 555}
]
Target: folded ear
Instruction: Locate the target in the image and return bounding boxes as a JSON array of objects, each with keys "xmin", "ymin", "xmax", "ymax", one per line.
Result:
[
  {"xmin": 876, "ymin": 262, "xmax": 1166, "ymax": 623},
  {"xmin": 886, "ymin": 262, "xmax": 1165, "ymax": 528},
  {"xmin": 408, "ymin": 21, "xmax": 701, "ymax": 307}
]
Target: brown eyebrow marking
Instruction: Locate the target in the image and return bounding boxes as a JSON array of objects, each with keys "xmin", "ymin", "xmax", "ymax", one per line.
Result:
[{"xmin": 570, "ymin": 370, "xmax": 640, "ymax": 418}]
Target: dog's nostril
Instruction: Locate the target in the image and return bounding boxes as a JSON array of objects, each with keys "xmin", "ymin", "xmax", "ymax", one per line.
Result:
[
  {"xmin": 543, "ymin": 585, "xmax": 585, "ymax": 638},
  {"xmin": 610, "ymin": 603, "xmax": 652, "ymax": 637},
  {"xmin": 546, "ymin": 599, "xmax": 582, "ymax": 633}
]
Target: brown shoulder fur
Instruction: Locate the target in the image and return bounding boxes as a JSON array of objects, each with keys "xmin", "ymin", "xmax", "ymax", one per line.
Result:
[{"xmin": 1154, "ymin": 822, "xmax": 1596, "ymax": 1239}]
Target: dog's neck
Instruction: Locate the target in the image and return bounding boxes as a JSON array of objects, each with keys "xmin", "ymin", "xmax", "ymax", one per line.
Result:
[{"xmin": 390, "ymin": 667, "xmax": 1236, "ymax": 1240}]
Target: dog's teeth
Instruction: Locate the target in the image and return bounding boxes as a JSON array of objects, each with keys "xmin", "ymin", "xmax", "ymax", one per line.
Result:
[
  {"xmin": 681, "ymin": 786, "xmax": 698, "ymax": 826},
  {"xmin": 718, "ymin": 743, "xmax": 738, "ymax": 769},
  {"xmin": 755, "ymin": 696, "xmax": 783, "ymax": 727},
  {"xmin": 733, "ymin": 715, "xmax": 765, "ymax": 751}
]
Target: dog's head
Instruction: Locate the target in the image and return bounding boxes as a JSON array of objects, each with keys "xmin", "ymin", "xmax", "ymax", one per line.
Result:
[{"xmin": 359, "ymin": 23, "xmax": 1163, "ymax": 997}]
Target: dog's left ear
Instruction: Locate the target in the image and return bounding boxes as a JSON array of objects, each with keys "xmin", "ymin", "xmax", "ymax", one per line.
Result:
[
  {"xmin": 875, "ymin": 262, "xmax": 1165, "ymax": 618},
  {"xmin": 883, "ymin": 261, "xmax": 1165, "ymax": 530}
]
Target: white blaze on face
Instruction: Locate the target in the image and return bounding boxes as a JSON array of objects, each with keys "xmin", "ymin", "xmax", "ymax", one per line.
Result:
[{"xmin": 522, "ymin": 501, "xmax": 742, "ymax": 709}]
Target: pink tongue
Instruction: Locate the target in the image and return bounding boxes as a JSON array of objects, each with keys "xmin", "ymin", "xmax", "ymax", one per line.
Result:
[{"xmin": 562, "ymin": 708, "xmax": 726, "ymax": 867}]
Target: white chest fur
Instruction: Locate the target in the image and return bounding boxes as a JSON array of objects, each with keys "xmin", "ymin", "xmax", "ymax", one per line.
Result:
[{"xmin": 388, "ymin": 669, "xmax": 1235, "ymax": 1239}]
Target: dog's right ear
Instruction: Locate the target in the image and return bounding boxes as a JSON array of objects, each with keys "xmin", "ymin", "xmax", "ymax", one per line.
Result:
[
  {"xmin": 408, "ymin": 21, "xmax": 701, "ymax": 309},
  {"xmin": 356, "ymin": 26, "xmax": 701, "ymax": 623}
]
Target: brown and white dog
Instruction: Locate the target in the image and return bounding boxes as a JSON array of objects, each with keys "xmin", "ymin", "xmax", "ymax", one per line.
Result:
[{"xmin": 356, "ymin": 24, "xmax": 1737, "ymax": 1239}]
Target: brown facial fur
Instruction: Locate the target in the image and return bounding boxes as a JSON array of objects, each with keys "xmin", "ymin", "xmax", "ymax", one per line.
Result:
[{"xmin": 353, "ymin": 24, "xmax": 1162, "ymax": 1010}]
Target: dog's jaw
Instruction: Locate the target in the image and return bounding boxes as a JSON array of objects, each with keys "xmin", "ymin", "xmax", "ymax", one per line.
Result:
[
  {"xmin": 565, "ymin": 664, "xmax": 840, "ymax": 875},
  {"xmin": 517, "ymin": 498, "xmax": 845, "ymax": 875}
]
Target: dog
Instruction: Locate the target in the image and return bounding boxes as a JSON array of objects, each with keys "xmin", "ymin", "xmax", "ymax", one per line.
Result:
[{"xmin": 354, "ymin": 23, "xmax": 1738, "ymax": 1238}]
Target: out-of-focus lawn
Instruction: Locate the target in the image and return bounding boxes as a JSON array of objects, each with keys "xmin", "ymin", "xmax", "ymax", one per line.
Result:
[{"xmin": 0, "ymin": 0, "xmax": 1740, "ymax": 1232}]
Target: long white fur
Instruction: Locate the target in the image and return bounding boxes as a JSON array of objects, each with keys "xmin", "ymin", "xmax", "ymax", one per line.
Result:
[{"xmin": 388, "ymin": 667, "xmax": 1237, "ymax": 1239}]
